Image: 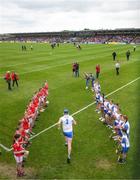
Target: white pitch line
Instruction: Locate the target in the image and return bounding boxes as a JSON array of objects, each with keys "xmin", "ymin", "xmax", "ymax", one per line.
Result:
[
  {"xmin": 0, "ymin": 76, "xmax": 140, "ymax": 152},
  {"xmin": 72, "ymin": 76, "xmax": 140, "ymax": 116},
  {"xmin": 29, "ymin": 123, "xmax": 58, "ymax": 140},
  {"xmin": 0, "ymin": 144, "xmax": 12, "ymax": 152}
]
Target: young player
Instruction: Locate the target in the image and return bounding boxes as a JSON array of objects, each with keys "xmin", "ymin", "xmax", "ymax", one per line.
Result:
[
  {"xmin": 122, "ymin": 115, "xmax": 130, "ymax": 138},
  {"xmin": 57, "ymin": 109, "xmax": 76, "ymax": 163},
  {"xmin": 94, "ymin": 80, "xmax": 101, "ymax": 93},
  {"xmin": 117, "ymin": 129, "xmax": 130, "ymax": 164},
  {"xmin": 12, "ymin": 134, "xmax": 29, "ymax": 177}
]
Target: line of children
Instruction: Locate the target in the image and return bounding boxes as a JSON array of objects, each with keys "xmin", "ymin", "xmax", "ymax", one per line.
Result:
[
  {"xmin": 12, "ymin": 81, "xmax": 49, "ymax": 177},
  {"xmin": 92, "ymin": 80, "xmax": 130, "ymax": 164}
]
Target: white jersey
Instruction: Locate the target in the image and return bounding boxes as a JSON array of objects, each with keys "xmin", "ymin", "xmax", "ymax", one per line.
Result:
[
  {"xmin": 113, "ymin": 106, "xmax": 118, "ymax": 113},
  {"xmin": 60, "ymin": 115, "xmax": 74, "ymax": 132},
  {"xmin": 94, "ymin": 83, "xmax": 101, "ymax": 93},
  {"xmin": 104, "ymin": 101, "xmax": 109, "ymax": 109},
  {"xmin": 115, "ymin": 63, "xmax": 120, "ymax": 68},
  {"xmin": 122, "ymin": 121, "xmax": 130, "ymax": 136},
  {"xmin": 108, "ymin": 103, "xmax": 113, "ymax": 111},
  {"xmin": 121, "ymin": 134, "xmax": 130, "ymax": 148},
  {"xmin": 99, "ymin": 96, "xmax": 103, "ymax": 103},
  {"xmin": 114, "ymin": 112, "xmax": 121, "ymax": 120}
]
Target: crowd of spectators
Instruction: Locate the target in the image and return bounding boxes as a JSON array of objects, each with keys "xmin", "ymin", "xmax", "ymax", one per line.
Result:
[{"xmin": 1, "ymin": 30, "xmax": 140, "ymax": 44}]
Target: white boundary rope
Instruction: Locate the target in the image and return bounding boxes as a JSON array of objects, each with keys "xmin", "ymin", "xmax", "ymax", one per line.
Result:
[{"xmin": 0, "ymin": 76, "xmax": 140, "ymax": 152}]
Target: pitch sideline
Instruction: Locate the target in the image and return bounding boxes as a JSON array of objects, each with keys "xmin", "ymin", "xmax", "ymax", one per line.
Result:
[{"xmin": 0, "ymin": 76, "xmax": 140, "ymax": 152}]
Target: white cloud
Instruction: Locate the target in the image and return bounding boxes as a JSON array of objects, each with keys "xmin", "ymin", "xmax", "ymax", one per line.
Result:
[{"xmin": 0, "ymin": 0, "xmax": 140, "ymax": 33}]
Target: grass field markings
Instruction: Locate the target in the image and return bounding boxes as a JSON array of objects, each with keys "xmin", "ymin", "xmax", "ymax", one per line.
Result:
[
  {"xmin": 0, "ymin": 44, "xmax": 131, "ymax": 66},
  {"xmin": 0, "ymin": 143, "xmax": 12, "ymax": 152},
  {"xmin": 1, "ymin": 49, "xmax": 137, "ymax": 78},
  {"xmin": 0, "ymin": 76, "xmax": 140, "ymax": 152},
  {"xmin": 0, "ymin": 45, "xmax": 130, "ymax": 68},
  {"xmin": 72, "ymin": 76, "xmax": 140, "ymax": 116}
]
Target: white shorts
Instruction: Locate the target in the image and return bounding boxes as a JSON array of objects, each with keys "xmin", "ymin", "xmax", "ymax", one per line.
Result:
[{"xmin": 14, "ymin": 155, "xmax": 23, "ymax": 163}]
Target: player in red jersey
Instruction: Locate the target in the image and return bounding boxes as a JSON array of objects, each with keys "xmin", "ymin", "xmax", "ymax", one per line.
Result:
[
  {"xmin": 4, "ymin": 71, "xmax": 12, "ymax": 90},
  {"xmin": 44, "ymin": 81, "xmax": 49, "ymax": 90},
  {"xmin": 12, "ymin": 134, "xmax": 29, "ymax": 177}
]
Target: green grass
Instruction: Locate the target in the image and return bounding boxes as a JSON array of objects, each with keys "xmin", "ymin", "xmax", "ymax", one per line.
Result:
[{"xmin": 0, "ymin": 42, "xmax": 140, "ymax": 179}]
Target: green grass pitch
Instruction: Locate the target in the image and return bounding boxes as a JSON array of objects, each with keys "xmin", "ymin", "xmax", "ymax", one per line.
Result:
[{"xmin": 0, "ymin": 42, "xmax": 140, "ymax": 179}]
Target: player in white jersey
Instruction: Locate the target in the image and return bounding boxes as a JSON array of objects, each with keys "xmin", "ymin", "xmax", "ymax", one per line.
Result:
[
  {"xmin": 117, "ymin": 129, "xmax": 130, "ymax": 164},
  {"xmin": 122, "ymin": 115, "xmax": 130, "ymax": 138},
  {"xmin": 58, "ymin": 109, "xmax": 76, "ymax": 163},
  {"xmin": 94, "ymin": 81, "xmax": 101, "ymax": 94}
]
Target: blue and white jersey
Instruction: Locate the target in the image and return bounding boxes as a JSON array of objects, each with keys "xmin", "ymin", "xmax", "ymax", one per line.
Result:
[
  {"xmin": 114, "ymin": 119, "xmax": 120, "ymax": 126},
  {"xmin": 112, "ymin": 105, "xmax": 118, "ymax": 114},
  {"xmin": 104, "ymin": 101, "xmax": 109, "ymax": 111},
  {"xmin": 106, "ymin": 102, "xmax": 110, "ymax": 109},
  {"xmin": 98, "ymin": 84, "xmax": 101, "ymax": 93},
  {"xmin": 95, "ymin": 92, "xmax": 100, "ymax": 100},
  {"xmin": 122, "ymin": 121, "xmax": 130, "ymax": 137},
  {"xmin": 108, "ymin": 103, "xmax": 114, "ymax": 111},
  {"xmin": 60, "ymin": 115, "xmax": 74, "ymax": 133},
  {"xmin": 99, "ymin": 95, "xmax": 103, "ymax": 103},
  {"xmin": 114, "ymin": 118, "xmax": 123, "ymax": 127},
  {"xmin": 114, "ymin": 112, "xmax": 121, "ymax": 120},
  {"xmin": 121, "ymin": 134, "xmax": 130, "ymax": 148},
  {"xmin": 94, "ymin": 83, "xmax": 101, "ymax": 93},
  {"xmin": 111, "ymin": 105, "xmax": 115, "ymax": 112}
]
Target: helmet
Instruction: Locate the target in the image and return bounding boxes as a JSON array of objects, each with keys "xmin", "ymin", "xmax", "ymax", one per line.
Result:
[{"xmin": 64, "ymin": 109, "xmax": 69, "ymax": 114}]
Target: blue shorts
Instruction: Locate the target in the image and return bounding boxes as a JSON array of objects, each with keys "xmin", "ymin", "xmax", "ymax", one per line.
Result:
[
  {"xmin": 122, "ymin": 147, "xmax": 129, "ymax": 153},
  {"xmin": 104, "ymin": 109, "xmax": 108, "ymax": 114},
  {"xmin": 63, "ymin": 131, "xmax": 73, "ymax": 138}
]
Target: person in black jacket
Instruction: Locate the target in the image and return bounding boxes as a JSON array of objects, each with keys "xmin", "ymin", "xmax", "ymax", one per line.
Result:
[
  {"xmin": 126, "ymin": 50, "xmax": 130, "ymax": 61},
  {"xmin": 112, "ymin": 52, "xmax": 117, "ymax": 61}
]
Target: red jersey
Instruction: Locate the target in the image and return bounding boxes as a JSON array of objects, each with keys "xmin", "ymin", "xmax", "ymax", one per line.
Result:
[
  {"xmin": 96, "ymin": 65, "xmax": 100, "ymax": 73},
  {"xmin": 20, "ymin": 129, "xmax": 30, "ymax": 139},
  {"xmin": 12, "ymin": 141, "xmax": 24, "ymax": 156},
  {"xmin": 29, "ymin": 104, "xmax": 36, "ymax": 113},
  {"xmin": 22, "ymin": 118, "xmax": 30, "ymax": 130},
  {"xmin": 33, "ymin": 98, "xmax": 39, "ymax": 108},
  {"xmin": 17, "ymin": 136, "xmax": 24, "ymax": 144},
  {"xmin": 11, "ymin": 73, "xmax": 15, "ymax": 80},
  {"xmin": 5, "ymin": 73, "xmax": 11, "ymax": 80},
  {"xmin": 44, "ymin": 82, "xmax": 48, "ymax": 90},
  {"xmin": 11, "ymin": 73, "xmax": 19, "ymax": 80}
]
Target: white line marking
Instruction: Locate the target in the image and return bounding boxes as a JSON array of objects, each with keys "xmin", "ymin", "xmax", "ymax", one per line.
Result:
[
  {"xmin": 29, "ymin": 123, "xmax": 58, "ymax": 140},
  {"xmin": 0, "ymin": 76, "xmax": 140, "ymax": 152},
  {"xmin": 0, "ymin": 144, "xmax": 12, "ymax": 152}
]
